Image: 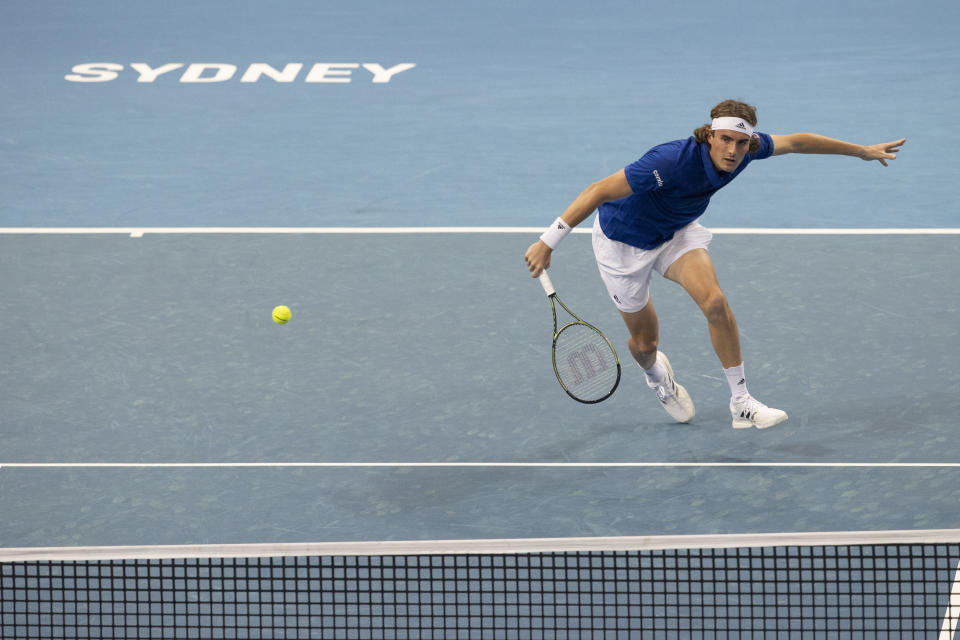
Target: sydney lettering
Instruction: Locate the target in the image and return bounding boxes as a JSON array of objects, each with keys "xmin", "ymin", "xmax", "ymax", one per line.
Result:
[{"xmin": 65, "ymin": 62, "xmax": 416, "ymax": 84}]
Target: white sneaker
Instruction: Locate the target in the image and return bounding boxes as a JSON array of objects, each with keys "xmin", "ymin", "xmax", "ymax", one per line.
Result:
[
  {"xmin": 646, "ymin": 352, "xmax": 695, "ymax": 423},
  {"xmin": 730, "ymin": 395, "xmax": 788, "ymax": 429}
]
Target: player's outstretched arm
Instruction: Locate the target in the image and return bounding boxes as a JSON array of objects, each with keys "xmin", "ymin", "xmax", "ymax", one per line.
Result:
[{"xmin": 770, "ymin": 134, "xmax": 906, "ymax": 166}]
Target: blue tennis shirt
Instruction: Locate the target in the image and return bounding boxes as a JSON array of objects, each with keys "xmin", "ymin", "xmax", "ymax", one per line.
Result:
[{"xmin": 597, "ymin": 132, "xmax": 774, "ymax": 249}]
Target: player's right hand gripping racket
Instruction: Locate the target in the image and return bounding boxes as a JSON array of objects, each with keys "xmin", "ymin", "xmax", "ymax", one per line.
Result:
[{"xmin": 538, "ymin": 271, "xmax": 621, "ymax": 403}]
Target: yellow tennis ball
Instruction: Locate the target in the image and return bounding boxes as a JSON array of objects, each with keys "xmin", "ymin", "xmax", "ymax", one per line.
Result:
[{"xmin": 272, "ymin": 305, "xmax": 291, "ymax": 324}]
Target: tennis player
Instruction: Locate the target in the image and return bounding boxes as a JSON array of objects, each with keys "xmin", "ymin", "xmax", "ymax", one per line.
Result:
[{"xmin": 525, "ymin": 99, "xmax": 905, "ymax": 429}]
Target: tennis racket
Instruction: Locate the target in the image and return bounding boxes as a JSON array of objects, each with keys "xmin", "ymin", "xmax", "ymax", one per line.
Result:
[{"xmin": 538, "ymin": 271, "xmax": 621, "ymax": 403}]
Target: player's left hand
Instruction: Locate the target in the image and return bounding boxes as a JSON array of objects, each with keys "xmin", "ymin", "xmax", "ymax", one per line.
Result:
[{"xmin": 861, "ymin": 138, "xmax": 906, "ymax": 166}]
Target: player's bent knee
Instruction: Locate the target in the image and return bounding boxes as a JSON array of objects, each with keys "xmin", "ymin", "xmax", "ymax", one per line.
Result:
[
  {"xmin": 629, "ymin": 335, "xmax": 658, "ymax": 358},
  {"xmin": 700, "ymin": 292, "xmax": 731, "ymax": 324}
]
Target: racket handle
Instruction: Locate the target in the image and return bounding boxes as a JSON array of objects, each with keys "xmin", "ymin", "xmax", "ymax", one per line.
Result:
[{"xmin": 538, "ymin": 271, "xmax": 556, "ymax": 297}]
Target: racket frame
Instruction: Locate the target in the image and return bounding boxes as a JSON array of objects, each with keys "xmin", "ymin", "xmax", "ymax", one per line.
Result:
[{"xmin": 539, "ymin": 272, "xmax": 621, "ymax": 404}]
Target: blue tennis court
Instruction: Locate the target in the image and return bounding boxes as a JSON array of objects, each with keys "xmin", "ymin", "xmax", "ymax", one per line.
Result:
[{"xmin": 2, "ymin": 0, "xmax": 959, "ymax": 636}]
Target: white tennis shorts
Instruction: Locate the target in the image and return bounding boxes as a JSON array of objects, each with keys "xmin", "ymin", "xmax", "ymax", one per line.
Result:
[{"xmin": 592, "ymin": 216, "xmax": 713, "ymax": 313}]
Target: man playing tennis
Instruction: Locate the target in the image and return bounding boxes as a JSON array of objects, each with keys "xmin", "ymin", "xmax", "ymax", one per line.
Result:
[{"xmin": 525, "ymin": 99, "xmax": 905, "ymax": 429}]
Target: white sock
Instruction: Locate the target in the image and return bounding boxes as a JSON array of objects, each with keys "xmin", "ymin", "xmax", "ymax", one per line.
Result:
[
  {"xmin": 642, "ymin": 357, "xmax": 668, "ymax": 385},
  {"xmin": 723, "ymin": 363, "xmax": 749, "ymax": 401}
]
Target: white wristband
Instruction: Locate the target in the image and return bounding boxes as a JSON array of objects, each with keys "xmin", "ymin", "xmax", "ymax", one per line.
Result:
[{"xmin": 539, "ymin": 217, "xmax": 572, "ymax": 249}]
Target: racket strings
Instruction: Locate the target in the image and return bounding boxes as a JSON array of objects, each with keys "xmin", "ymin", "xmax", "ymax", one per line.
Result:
[{"xmin": 553, "ymin": 323, "xmax": 619, "ymax": 402}]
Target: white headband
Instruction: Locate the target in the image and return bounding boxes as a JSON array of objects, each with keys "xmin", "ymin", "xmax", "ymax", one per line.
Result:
[{"xmin": 711, "ymin": 116, "xmax": 757, "ymax": 138}]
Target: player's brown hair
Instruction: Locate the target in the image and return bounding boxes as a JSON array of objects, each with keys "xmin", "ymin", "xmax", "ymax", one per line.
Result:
[{"xmin": 694, "ymin": 100, "xmax": 761, "ymax": 153}]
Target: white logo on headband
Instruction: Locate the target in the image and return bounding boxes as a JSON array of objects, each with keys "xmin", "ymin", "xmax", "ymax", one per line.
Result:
[{"xmin": 711, "ymin": 116, "xmax": 758, "ymax": 138}]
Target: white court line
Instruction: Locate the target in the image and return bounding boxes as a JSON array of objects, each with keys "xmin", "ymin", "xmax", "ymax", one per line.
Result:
[
  {"xmin": 941, "ymin": 560, "xmax": 960, "ymax": 640},
  {"xmin": 2, "ymin": 529, "xmax": 960, "ymax": 562},
  {"xmin": 2, "ymin": 461, "xmax": 960, "ymax": 468},
  {"xmin": 0, "ymin": 226, "xmax": 959, "ymax": 236}
]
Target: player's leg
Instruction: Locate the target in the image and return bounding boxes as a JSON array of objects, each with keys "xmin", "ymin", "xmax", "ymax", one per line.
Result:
[
  {"xmin": 662, "ymin": 248, "xmax": 741, "ymax": 368},
  {"xmin": 592, "ymin": 217, "xmax": 694, "ymax": 422},
  {"xmin": 663, "ymin": 248, "xmax": 787, "ymax": 429},
  {"xmin": 618, "ymin": 301, "xmax": 695, "ymax": 423},
  {"xmin": 619, "ymin": 301, "xmax": 659, "ymax": 370}
]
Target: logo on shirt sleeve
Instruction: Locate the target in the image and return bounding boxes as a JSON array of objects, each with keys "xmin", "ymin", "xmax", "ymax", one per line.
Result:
[{"xmin": 652, "ymin": 169, "xmax": 664, "ymax": 188}]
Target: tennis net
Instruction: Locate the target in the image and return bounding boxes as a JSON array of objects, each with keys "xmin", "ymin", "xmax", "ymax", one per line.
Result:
[{"xmin": 3, "ymin": 531, "xmax": 960, "ymax": 638}]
